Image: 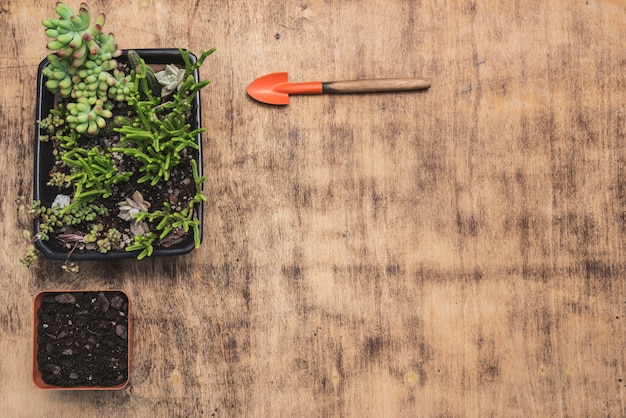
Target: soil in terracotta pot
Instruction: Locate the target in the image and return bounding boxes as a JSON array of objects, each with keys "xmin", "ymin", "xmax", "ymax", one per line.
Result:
[{"xmin": 36, "ymin": 291, "xmax": 129, "ymax": 387}]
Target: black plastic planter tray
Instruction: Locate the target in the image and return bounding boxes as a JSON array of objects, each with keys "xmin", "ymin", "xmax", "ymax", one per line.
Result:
[{"xmin": 34, "ymin": 49, "xmax": 204, "ymax": 260}]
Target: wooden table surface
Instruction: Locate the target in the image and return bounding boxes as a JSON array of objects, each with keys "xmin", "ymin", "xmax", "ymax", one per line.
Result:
[{"xmin": 1, "ymin": 1, "xmax": 625, "ymax": 416}]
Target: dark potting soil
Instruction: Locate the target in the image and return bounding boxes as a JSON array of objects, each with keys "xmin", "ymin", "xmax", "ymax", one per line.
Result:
[{"xmin": 36, "ymin": 291, "xmax": 129, "ymax": 387}]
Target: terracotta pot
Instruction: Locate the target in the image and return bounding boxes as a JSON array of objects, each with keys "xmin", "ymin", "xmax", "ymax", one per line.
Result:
[
  {"xmin": 32, "ymin": 290, "xmax": 131, "ymax": 390},
  {"xmin": 34, "ymin": 48, "xmax": 204, "ymax": 260}
]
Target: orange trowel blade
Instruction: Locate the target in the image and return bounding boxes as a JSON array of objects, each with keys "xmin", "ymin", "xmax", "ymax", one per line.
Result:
[{"xmin": 246, "ymin": 72, "xmax": 323, "ymax": 105}]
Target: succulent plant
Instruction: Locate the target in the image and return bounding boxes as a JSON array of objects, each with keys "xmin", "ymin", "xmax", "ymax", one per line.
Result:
[
  {"xmin": 77, "ymin": 223, "xmax": 121, "ymax": 253},
  {"xmin": 42, "ymin": 2, "xmax": 120, "ymax": 68},
  {"xmin": 108, "ymin": 68, "xmax": 136, "ymax": 102},
  {"xmin": 96, "ymin": 228, "xmax": 120, "ymax": 253},
  {"xmin": 84, "ymin": 223, "xmax": 104, "ymax": 243},
  {"xmin": 94, "ymin": 32, "xmax": 122, "ymax": 65},
  {"xmin": 42, "ymin": 54, "xmax": 76, "ymax": 97},
  {"xmin": 65, "ymin": 97, "xmax": 113, "ymax": 135},
  {"xmin": 39, "ymin": 106, "xmax": 66, "ymax": 136},
  {"xmin": 21, "ymin": 231, "xmax": 39, "ymax": 267},
  {"xmin": 154, "ymin": 64, "xmax": 186, "ymax": 97},
  {"xmin": 61, "ymin": 261, "xmax": 80, "ymax": 273},
  {"xmin": 47, "ymin": 172, "xmax": 73, "ymax": 189},
  {"xmin": 127, "ymin": 50, "xmax": 161, "ymax": 98},
  {"xmin": 42, "ymin": 2, "xmax": 124, "ymax": 131},
  {"xmin": 72, "ymin": 60, "xmax": 117, "ymax": 103},
  {"xmin": 118, "ymin": 191, "xmax": 151, "ymax": 222}
]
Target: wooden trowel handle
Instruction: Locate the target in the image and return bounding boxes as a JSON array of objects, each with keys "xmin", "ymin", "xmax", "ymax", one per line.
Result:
[{"xmin": 322, "ymin": 78, "xmax": 431, "ymax": 94}]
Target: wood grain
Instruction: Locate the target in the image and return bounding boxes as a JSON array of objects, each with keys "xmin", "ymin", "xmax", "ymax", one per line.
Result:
[{"xmin": 1, "ymin": 0, "xmax": 625, "ymax": 416}]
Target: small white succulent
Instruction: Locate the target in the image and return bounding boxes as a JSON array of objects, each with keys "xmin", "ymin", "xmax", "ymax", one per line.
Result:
[
  {"xmin": 154, "ymin": 64, "xmax": 185, "ymax": 97},
  {"xmin": 117, "ymin": 190, "xmax": 151, "ymax": 223},
  {"xmin": 130, "ymin": 221, "xmax": 150, "ymax": 237}
]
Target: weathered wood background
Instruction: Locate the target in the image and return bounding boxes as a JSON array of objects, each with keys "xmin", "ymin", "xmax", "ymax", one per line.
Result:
[{"xmin": 1, "ymin": 0, "xmax": 625, "ymax": 416}]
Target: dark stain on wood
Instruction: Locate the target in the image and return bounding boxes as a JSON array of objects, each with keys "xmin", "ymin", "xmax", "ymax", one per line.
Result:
[
  {"xmin": 476, "ymin": 331, "xmax": 500, "ymax": 385},
  {"xmin": 291, "ymin": 181, "xmax": 313, "ymax": 209},
  {"xmin": 324, "ymin": 123, "xmax": 354, "ymax": 166},
  {"xmin": 223, "ymin": 334, "xmax": 239, "ymax": 363},
  {"xmin": 385, "ymin": 262, "xmax": 403, "ymax": 276},
  {"xmin": 0, "ymin": 301, "xmax": 23, "ymax": 335},
  {"xmin": 363, "ymin": 335, "xmax": 383, "ymax": 360},
  {"xmin": 282, "ymin": 263, "xmax": 303, "ymax": 281},
  {"xmin": 456, "ymin": 210, "xmax": 479, "ymax": 237},
  {"xmin": 583, "ymin": 259, "xmax": 616, "ymax": 294}
]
